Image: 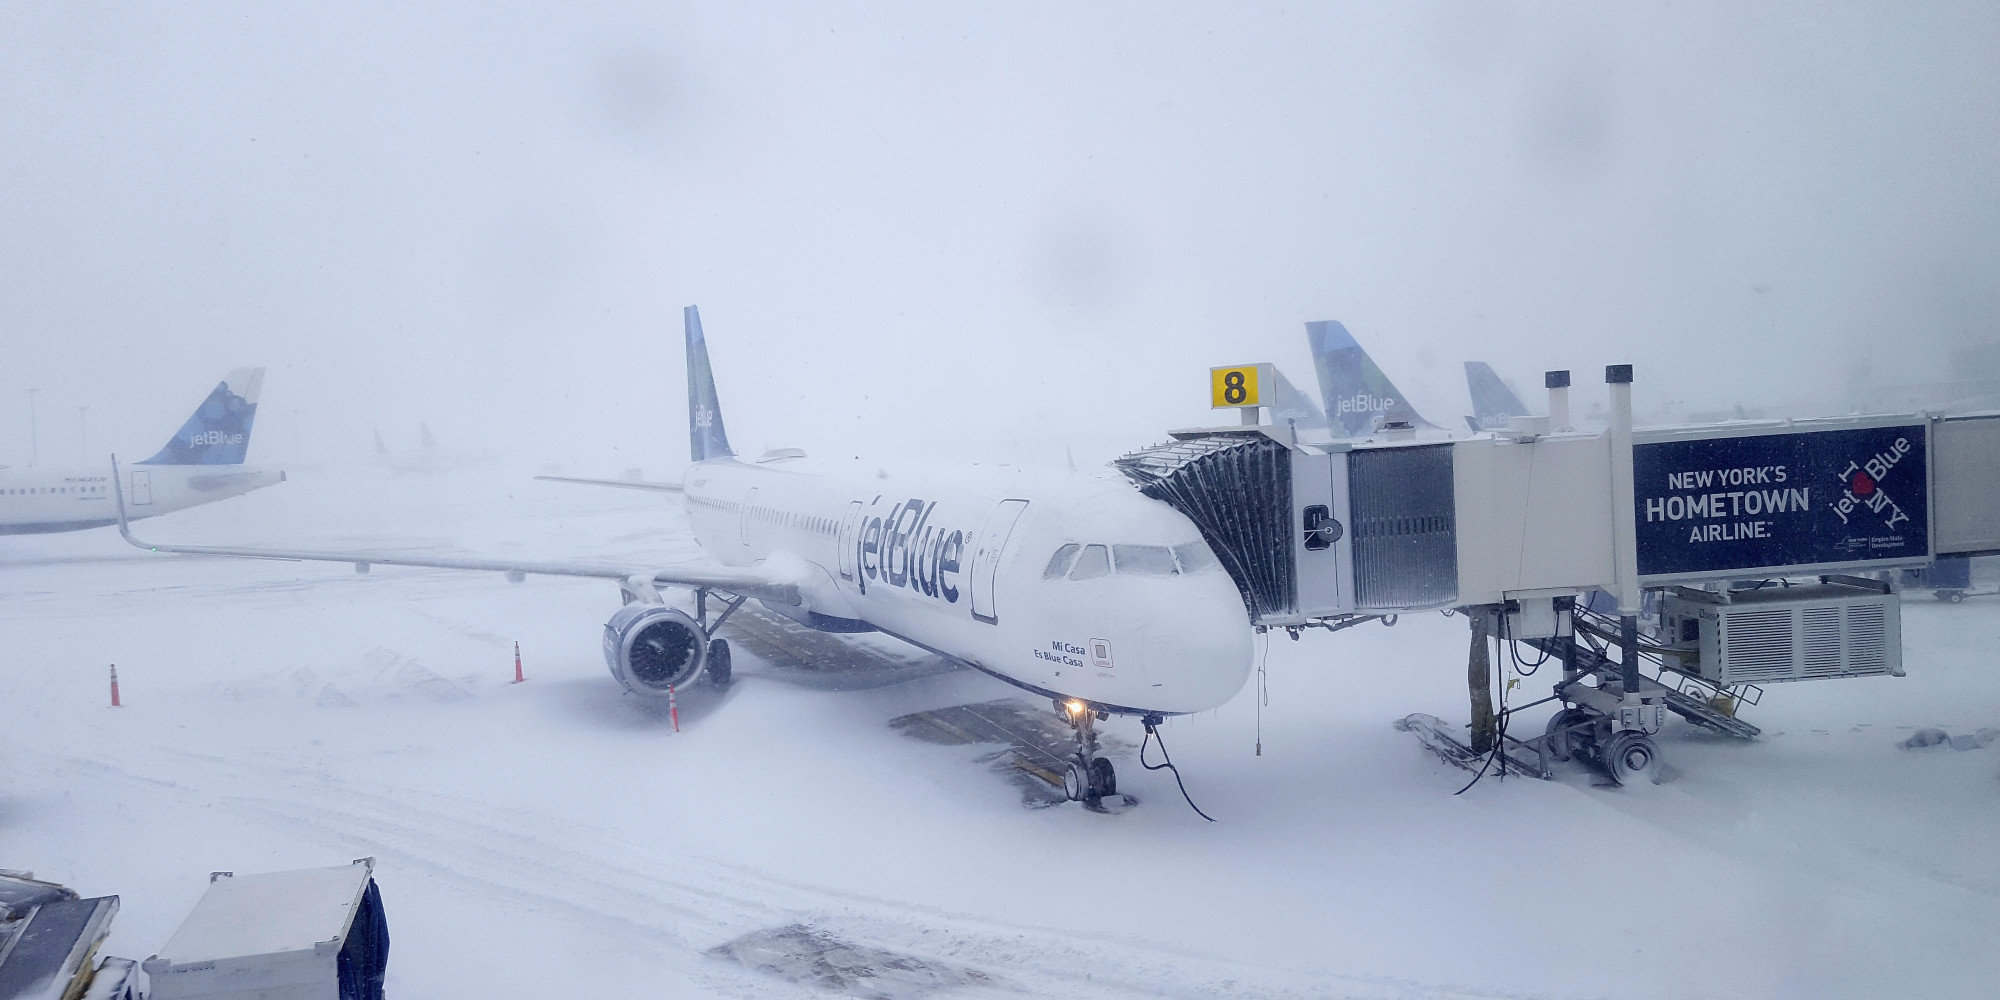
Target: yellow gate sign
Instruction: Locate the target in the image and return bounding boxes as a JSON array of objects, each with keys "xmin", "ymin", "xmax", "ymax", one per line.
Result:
[{"xmin": 1209, "ymin": 364, "xmax": 1272, "ymax": 409}]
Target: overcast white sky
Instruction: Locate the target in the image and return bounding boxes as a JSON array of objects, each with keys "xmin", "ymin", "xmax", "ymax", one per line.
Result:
[{"xmin": 4, "ymin": 2, "xmax": 1997, "ymax": 472}]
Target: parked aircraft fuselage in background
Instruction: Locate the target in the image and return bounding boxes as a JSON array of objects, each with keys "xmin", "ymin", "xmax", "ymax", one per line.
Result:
[{"xmin": 2, "ymin": 369, "xmax": 283, "ymax": 535}]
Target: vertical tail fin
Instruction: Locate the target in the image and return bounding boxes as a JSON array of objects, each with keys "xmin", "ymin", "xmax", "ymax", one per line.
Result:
[
  {"xmin": 137, "ymin": 367, "xmax": 264, "ymax": 465},
  {"xmin": 1464, "ymin": 361, "xmax": 1531, "ymax": 431},
  {"xmin": 1304, "ymin": 322, "xmax": 1435, "ymax": 437},
  {"xmin": 1266, "ymin": 367, "xmax": 1329, "ymax": 437},
  {"xmin": 684, "ymin": 305, "xmax": 735, "ymax": 462}
]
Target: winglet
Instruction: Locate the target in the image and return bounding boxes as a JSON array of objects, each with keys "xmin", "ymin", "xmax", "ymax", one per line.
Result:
[
  {"xmin": 110, "ymin": 455, "xmax": 141, "ymax": 547},
  {"xmin": 684, "ymin": 306, "xmax": 735, "ymax": 462}
]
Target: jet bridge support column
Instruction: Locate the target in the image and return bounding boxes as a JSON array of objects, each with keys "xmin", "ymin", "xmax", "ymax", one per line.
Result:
[
  {"xmin": 1468, "ymin": 608, "xmax": 1496, "ymax": 755},
  {"xmin": 1607, "ymin": 364, "xmax": 1643, "ymax": 697}
]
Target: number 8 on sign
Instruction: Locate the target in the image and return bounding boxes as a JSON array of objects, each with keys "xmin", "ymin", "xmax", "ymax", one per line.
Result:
[{"xmin": 1209, "ymin": 365, "xmax": 1267, "ymax": 409}]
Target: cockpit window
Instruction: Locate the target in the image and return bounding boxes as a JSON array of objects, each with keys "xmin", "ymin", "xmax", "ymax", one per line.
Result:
[
  {"xmin": 1172, "ymin": 541, "xmax": 1217, "ymax": 574},
  {"xmin": 1049, "ymin": 540, "xmax": 1217, "ymax": 580},
  {"xmin": 1043, "ymin": 543, "xmax": 1080, "ymax": 580},
  {"xmin": 1112, "ymin": 544, "xmax": 1178, "ymax": 576},
  {"xmin": 1068, "ymin": 544, "xmax": 1111, "ymax": 580}
]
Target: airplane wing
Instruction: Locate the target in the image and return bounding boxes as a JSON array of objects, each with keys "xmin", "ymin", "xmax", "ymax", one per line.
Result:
[
  {"xmin": 533, "ymin": 475, "xmax": 684, "ymax": 493},
  {"xmin": 111, "ymin": 459, "xmax": 799, "ymax": 606}
]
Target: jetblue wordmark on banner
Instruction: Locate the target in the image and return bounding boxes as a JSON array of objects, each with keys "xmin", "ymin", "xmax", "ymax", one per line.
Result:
[{"xmin": 1634, "ymin": 424, "xmax": 1929, "ymax": 577}]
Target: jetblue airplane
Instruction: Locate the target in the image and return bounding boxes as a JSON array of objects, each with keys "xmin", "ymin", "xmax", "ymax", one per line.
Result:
[
  {"xmin": 3, "ymin": 369, "xmax": 283, "ymax": 535},
  {"xmin": 1304, "ymin": 320, "xmax": 1440, "ymax": 437},
  {"xmin": 118, "ymin": 312, "xmax": 1251, "ymax": 805},
  {"xmin": 1463, "ymin": 360, "xmax": 1532, "ymax": 432}
]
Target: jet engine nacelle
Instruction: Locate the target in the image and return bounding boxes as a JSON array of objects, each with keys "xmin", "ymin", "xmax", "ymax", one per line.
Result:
[{"xmin": 602, "ymin": 604, "xmax": 709, "ymax": 696}]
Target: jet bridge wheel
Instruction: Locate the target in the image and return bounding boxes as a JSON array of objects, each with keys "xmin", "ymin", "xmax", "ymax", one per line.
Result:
[
  {"xmin": 1544, "ymin": 708, "xmax": 1590, "ymax": 763},
  {"xmin": 705, "ymin": 638, "xmax": 732, "ymax": 689},
  {"xmin": 1601, "ymin": 731, "xmax": 1659, "ymax": 786}
]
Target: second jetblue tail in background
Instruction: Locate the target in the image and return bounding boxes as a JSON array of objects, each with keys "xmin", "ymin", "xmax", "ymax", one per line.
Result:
[
  {"xmin": 137, "ymin": 368, "xmax": 264, "ymax": 465},
  {"xmin": 685, "ymin": 305, "xmax": 735, "ymax": 462},
  {"xmin": 1464, "ymin": 361, "xmax": 1531, "ymax": 432},
  {"xmin": 1304, "ymin": 322, "xmax": 1435, "ymax": 437}
]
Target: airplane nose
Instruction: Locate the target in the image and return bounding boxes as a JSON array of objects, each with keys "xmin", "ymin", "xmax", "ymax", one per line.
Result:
[{"xmin": 1136, "ymin": 581, "xmax": 1254, "ymax": 714}]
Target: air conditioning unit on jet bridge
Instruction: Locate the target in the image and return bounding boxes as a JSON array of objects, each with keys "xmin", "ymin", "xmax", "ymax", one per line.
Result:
[
  {"xmin": 1659, "ymin": 578, "xmax": 1903, "ymax": 686},
  {"xmin": 1115, "ymin": 429, "xmax": 1459, "ymax": 625}
]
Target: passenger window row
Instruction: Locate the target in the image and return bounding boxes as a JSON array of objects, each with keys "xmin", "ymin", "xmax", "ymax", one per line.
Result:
[{"xmin": 3, "ymin": 485, "xmax": 106, "ymax": 495}]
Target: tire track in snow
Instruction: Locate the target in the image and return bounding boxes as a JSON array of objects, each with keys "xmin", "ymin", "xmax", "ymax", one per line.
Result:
[{"xmin": 7, "ymin": 738, "xmax": 1536, "ymax": 1000}]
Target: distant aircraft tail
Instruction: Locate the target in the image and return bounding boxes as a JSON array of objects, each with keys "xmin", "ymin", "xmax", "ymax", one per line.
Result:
[
  {"xmin": 136, "ymin": 367, "xmax": 264, "ymax": 465},
  {"xmin": 684, "ymin": 305, "xmax": 735, "ymax": 462},
  {"xmin": 1464, "ymin": 361, "xmax": 1531, "ymax": 432},
  {"xmin": 1267, "ymin": 367, "xmax": 1329, "ymax": 437},
  {"xmin": 1304, "ymin": 321, "xmax": 1435, "ymax": 437}
]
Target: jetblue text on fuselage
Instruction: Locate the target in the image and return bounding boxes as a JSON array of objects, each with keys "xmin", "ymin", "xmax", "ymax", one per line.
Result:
[{"xmin": 854, "ymin": 496, "xmax": 967, "ymax": 603}]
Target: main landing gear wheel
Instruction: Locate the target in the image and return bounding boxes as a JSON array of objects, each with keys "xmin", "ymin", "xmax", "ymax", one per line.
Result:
[
  {"xmin": 1602, "ymin": 731, "xmax": 1659, "ymax": 786},
  {"xmin": 705, "ymin": 638, "xmax": 732, "ymax": 689},
  {"xmin": 1544, "ymin": 708, "xmax": 1590, "ymax": 763}
]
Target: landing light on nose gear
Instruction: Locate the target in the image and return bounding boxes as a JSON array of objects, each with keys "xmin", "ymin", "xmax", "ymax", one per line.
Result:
[{"xmin": 1055, "ymin": 699, "xmax": 1118, "ymax": 806}]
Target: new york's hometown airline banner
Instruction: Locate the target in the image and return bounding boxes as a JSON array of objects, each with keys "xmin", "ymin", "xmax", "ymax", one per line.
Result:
[{"xmin": 1634, "ymin": 424, "xmax": 1929, "ymax": 577}]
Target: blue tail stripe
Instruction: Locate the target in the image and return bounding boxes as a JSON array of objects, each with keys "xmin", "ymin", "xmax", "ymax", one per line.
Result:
[{"xmin": 685, "ymin": 305, "xmax": 735, "ymax": 462}]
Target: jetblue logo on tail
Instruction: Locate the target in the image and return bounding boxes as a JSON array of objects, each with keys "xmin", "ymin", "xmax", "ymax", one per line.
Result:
[
  {"xmin": 1333, "ymin": 393, "xmax": 1397, "ymax": 417},
  {"xmin": 1305, "ymin": 321, "xmax": 1435, "ymax": 437},
  {"xmin": 137, "ymin": 368, "xmax": 263, "ymax": 466}
]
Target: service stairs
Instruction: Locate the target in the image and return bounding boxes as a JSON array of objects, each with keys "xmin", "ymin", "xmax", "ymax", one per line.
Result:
[{"xmin": 1526, "ymin": 636, "xmax": 1763, "ymax": 740}]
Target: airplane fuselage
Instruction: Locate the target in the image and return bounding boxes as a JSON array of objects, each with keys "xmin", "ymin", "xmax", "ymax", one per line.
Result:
[
  {"xmin": 683, "ymin": 457, "xmax": 1254, "ymax": 716},
  {"xmin": 0, "ymin": 464, "xmax": 285, "ymax": 535}
]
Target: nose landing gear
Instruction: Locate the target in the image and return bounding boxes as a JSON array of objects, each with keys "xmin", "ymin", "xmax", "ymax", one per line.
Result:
[{"xmin": 1055, "ymin": 699, "xmax": 1119, "ymax": 806}]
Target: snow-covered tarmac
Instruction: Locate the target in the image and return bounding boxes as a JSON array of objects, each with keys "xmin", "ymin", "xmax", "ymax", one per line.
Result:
[{"xmin": 4, "ymin": 466, "xmax": 1998, "ymax": 999}]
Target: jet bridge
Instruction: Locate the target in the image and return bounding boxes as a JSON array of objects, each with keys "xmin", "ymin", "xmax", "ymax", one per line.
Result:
[{"xmin": 1122, "ymin": 364, "xmax": 2000, "ymax": 785}]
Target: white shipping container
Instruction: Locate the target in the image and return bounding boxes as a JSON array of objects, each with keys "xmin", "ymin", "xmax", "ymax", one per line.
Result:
[{"xmin": 143, "ymin": 860, "xmax": 383, "ymax": 1000}]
